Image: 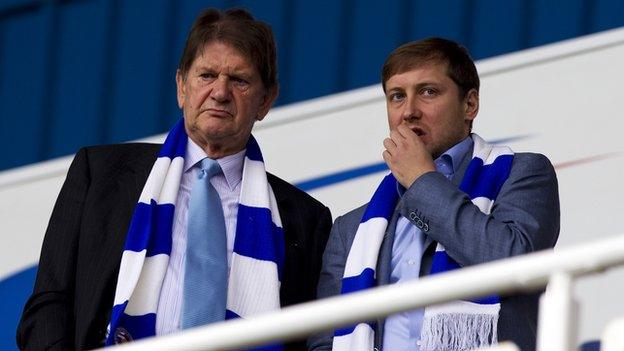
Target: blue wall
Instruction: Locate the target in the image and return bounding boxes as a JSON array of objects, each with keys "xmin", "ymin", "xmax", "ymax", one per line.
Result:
[{"xmin": 1, "ymin": 0, "xmax": 624, "ymax": 172}]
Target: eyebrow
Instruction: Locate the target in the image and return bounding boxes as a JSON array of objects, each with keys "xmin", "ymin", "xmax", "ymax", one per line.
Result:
[
  {"xmin": 194, "ymin": 65, "xmax": 254, "ymax": 80},
  {"xmin": 386, "ymin": 87, "xmax": 403, "ymax": 93},
  {"xmin": 387, "ymin": 81, "xmax": 442, "ymax": 91}
]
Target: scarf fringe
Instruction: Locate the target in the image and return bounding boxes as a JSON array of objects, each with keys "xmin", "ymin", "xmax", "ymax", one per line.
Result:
[{"xmin": 421, "ymin": 302, "xmax": 500, "ymax": 351}]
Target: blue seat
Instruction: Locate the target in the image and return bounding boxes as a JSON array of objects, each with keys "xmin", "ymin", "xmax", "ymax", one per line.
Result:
[{"xmin": 579, "ymin": 340, "xmax": 600, "ymax": 351}]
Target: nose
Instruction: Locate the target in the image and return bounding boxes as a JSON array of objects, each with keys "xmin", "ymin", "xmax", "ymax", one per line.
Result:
[
  {"xmin": 402, "ymin": 97, "xmax": 421, "ymax": 122},
  {"xmin": 210, "ymin": 76, "xmax": 231, "ymax": 103}
]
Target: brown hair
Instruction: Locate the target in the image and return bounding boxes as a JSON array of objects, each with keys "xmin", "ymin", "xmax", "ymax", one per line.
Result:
[
  {"xmin": 177, "ymin": 8, "xmax": 277, "ymax": 90},
  {"xmin": 381, "ymin": 37, "xmax": 479, "ymax": 97}
]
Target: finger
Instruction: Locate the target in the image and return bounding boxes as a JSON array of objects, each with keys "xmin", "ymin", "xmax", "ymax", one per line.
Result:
[
  {"xmin": 383, "ymin": 137, "xmax": 397, "ymax": 153},
  {"xmin": 382, "ymin": 149, "xmax": 392, "ymax": 164},
  {"xmin": 398, "ymin": 125, "xmax": 425, "ymax": 148},
  {"xmin": 382, "ymin": 149, "xmax": 390, "ymax": 160},
  {"xmin": 389, "ymin": 129, "xmax": 405, "ymax": 146},
  {"xmin": 396, "ymin": 124, "xmax": 414, "ymax": 139}
]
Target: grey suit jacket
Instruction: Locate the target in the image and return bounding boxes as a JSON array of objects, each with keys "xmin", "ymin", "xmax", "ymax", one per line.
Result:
[{"xmin": 308, "ymin": 148, "xmax": 560, "ymax": 351}]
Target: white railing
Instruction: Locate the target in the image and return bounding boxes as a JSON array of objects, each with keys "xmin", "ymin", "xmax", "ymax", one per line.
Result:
[
  {"xmin": 104, "ymin": 234, "xmax": 624, "ymax": 351},
  {"xmin": 476, "ymin": 342, "xmax": 520, "ymax": 351},
  {"xmin": 601, "ymin": 317, "xmax": 624, "ymax": 351}
]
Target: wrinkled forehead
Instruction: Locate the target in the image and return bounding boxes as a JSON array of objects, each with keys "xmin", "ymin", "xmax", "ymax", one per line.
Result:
[
  {"xmin": 193, "ymin": 40, "xmax": 248, "ymax": 64},
  {"xmin": 183, "ymin": 39, "xmax": 259, "ymax": 78}
]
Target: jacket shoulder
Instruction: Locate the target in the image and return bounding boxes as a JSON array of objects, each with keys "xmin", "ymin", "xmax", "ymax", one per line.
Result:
[
  {"xmin": 75, "ymin": 143, "xmax": 161, "ymax": 175},
  {"xmin": 513, "ymin": 152, "xmax": 552, "ymax": 163},
  {"xmin": 79, "ymin": 143, "xmax": 161, "ymax": 161},
  {"xmin": 510, "ymin": 152, "xmax": 556, "ymax": 175},
  {"xmin": 267, "ymin": 172, "xmax": 328, "ymax": 212},
  {"xmin": 332, "ymin": 202, "xmax": 367, "ymax": 235}
]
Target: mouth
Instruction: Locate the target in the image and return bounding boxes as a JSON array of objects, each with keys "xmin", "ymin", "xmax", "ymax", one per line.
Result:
[
  {"xmin": 204, "ymin": 108, "xmax": 233, "ymax": 118},
  {"xmin": 409, "ymin": 126, "xmax": 426, "ymax": 137}
]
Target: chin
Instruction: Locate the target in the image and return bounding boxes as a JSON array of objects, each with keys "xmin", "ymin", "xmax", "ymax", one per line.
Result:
[
  {"xmin": 196, "ymin": 119, "xmax": 231, "ymax": 134},
  {"xmin": 427, "ymin": 146, "xmax": 444, "ymax": 159}
]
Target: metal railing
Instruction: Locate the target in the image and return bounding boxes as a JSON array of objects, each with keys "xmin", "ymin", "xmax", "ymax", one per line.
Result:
[{"xmin": 104, "ymin": 234, "xmax": 624, "ymax": 351}]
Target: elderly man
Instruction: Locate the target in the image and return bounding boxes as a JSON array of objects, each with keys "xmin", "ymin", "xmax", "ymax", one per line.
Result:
[
  {"xmin": 309, "ymin": 38, "xmax": 559, "ymax": 351},
  {"xmin": 18, "ymin": 8, "xmax": 331, "ymax": 350}
]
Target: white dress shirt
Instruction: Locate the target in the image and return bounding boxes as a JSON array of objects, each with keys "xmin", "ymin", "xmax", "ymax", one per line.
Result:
[{"xmin": 156, "ymin": 139, "xmax": 245, "ymax": 335}]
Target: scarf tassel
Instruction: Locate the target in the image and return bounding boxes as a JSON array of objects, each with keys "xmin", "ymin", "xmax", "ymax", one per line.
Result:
[{"xmin": 420, "ymin": 302, "xmax": 500, "ymax": 351}]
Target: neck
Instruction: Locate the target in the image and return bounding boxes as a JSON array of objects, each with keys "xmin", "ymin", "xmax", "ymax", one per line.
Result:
[
  {"xmin": 205, "ymin": 144, "xmax": 245, "ymax": 159},
  {"xmin": 190, "ymin": 137, "xmax": 246, "ymax": 159}
]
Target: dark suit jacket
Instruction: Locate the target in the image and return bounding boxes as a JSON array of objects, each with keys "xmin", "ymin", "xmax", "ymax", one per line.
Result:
[
  {"xmin": 17, "ymin": 143, "xmax": 332, "ymax": 351},
  {"xmin": 308, "ymin": 149, "xmax": 560, "ymax": 351}
]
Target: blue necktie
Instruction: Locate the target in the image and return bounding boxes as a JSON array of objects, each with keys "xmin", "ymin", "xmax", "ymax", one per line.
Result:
[{"xmin": 181, "ymin": 158, "xmax": 227, "ymax": 329}]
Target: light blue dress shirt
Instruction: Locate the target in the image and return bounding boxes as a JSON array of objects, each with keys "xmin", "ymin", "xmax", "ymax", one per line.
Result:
[
  {"xmin": 156, "ymin": 139, "xmax": 245, "ymax": 335},
  {"xmin": 382, "ymin": 136, "xmax": 473, "ymax": 351}
]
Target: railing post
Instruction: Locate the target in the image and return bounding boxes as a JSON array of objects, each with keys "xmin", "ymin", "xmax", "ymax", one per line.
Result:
[
  {"xmin": 536, "ymin": 272, "xmax": 578, "ymax": 351},
  {"xmin": 601, "ymin": 317, "xmax": 624, "ymax": 351}
]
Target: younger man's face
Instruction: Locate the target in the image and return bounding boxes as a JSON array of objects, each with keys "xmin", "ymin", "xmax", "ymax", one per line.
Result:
[{"xmin": 384, "ymin": 62, "xmax": 478, "ymax": 159}]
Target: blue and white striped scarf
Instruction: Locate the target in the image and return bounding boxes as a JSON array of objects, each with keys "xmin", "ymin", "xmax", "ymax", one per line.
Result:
[
  {"xmin": 333, "ymin": 134, "xmax": 514, "ymax": 351},
  {"xmin": 105, "ymin": 119, "xmax": 285, "ymax": 348}
]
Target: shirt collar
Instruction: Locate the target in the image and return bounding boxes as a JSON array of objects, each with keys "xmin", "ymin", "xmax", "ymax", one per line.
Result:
[
  {"xmin": 434, "ymin": 135, "xmax": 473, "ymax": 179},
  {"xmin": 184, "ymin": 138, "xmax": 245, "ymax": 190}
]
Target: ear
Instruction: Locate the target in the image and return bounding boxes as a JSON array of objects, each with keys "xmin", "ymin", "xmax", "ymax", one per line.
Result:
[
  {"xmin": 463, "ymin": 88, "xmax": 479, "ymax": 124},
  {"xmin": 175, "ymin": 70, "xmax": 186, "ymax": 109},
  {"xmin": 256, "ymin": 85, "xmax": 279, "ymax": 121}
]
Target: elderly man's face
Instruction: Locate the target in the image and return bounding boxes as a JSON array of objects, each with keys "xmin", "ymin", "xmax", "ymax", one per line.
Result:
[
  {"xmin": 177, "ymin": 41, "xmax": 276, "ymax": 157},
  {"xmin": 385, "ymin": 63, "xmax": 478, "ymax": 159}
]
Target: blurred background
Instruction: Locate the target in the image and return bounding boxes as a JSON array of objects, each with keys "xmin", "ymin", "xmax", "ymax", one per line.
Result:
[{"xmin": 1, "ymin": 0, "xmax": 623, "ymax": 172}]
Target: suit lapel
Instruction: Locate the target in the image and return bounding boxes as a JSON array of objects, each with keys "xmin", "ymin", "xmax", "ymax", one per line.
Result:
[
  {"xmin": 373, "ymin": 204, "xmax": 401, "ymax": 348},
  {"xmin": 421, "ymin": 143, "xmax": 475, "ymax": 252},
  {"xmin": 98, "ymin": 149, "xmax": 157, "ymax": 278},
  {"xmin": 377, "ymin": 209, "xmax": 399, "ymax": 287},
  {"xmin": 266, "ymin": 174, "xmax": 307, "ymax": 308},
  {"xmin": 420, "ymin": 147, "xmax": 473, "ymax": 276},
  {"xmin": 80, "ymin": 146, "xmax": 158, "ymax": 343}
]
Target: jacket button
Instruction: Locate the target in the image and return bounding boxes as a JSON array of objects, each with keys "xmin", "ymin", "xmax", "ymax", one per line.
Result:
[
  {"xmin": 423, "ymin": 222, "xmax": 430, "ymax": 232},
  {"xmin": 416, "ymin": 219, "xmax": 424, "ymax": 229},
  {"xmin": 409, "ymin": 211, "xmax": 417, "ymax": 220}
]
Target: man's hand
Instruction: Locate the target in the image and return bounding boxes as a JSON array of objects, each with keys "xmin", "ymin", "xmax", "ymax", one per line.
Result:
[{"xmin": 382, "ymin": 124, "xmax": 435, "ymax": 188}]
